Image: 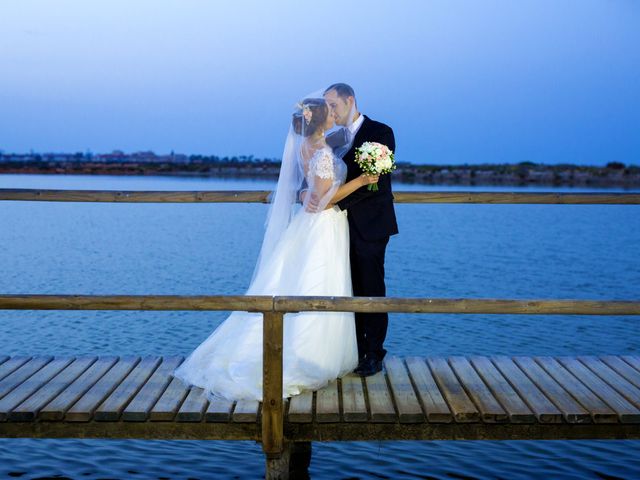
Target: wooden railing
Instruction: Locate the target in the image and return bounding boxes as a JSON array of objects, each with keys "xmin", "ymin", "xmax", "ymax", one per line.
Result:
[
  {"xmin": 1, "ymin": 294, "xmax": 640, "ymax": 314},
  {"xmin": 1, "ymin": 189, "xmax": 640, "ymax": 204},
  {"xmin": 2, "ymin": 188, "xmax": 639, "ymax": 473},
  {"xmin": 2, "ymin": 294, "xmax": 640, "ymax": 456}
]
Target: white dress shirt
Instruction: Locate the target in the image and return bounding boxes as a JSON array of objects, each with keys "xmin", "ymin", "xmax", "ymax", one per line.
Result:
[{"xmin": 349, "ymin": 113, "xmax": 365, "ymax": 136}]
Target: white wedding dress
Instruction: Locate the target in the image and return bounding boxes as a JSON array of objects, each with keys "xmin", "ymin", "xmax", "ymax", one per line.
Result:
[{"xmin": 173, "ymin": 146, "xmax": 358, "ymax": 401}]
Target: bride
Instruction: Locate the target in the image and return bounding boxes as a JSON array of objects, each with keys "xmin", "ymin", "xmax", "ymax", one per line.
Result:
[{"xmin": 173, "ymin": 92, "xmax": 379, "ymax": 401}]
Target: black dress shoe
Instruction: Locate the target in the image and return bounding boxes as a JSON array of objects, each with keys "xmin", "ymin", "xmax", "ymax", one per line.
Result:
[
  {"xmin": 353, "ymin": 357, "xmax": 367, "ymax": 375},
  {"xmin": 355, "ymin": 357, "xmax": 383, "ymax": 377}
]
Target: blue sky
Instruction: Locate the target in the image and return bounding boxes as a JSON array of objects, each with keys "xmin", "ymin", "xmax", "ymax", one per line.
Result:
[{"xmin": 1, "ymin": 0, "xmax": 639, "ymax": 165}]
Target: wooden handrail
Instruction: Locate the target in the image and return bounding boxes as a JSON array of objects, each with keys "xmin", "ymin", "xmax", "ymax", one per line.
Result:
[
  {"xmin": 273, "ymin": 297, "xmax": 640, "ymax": 315},
  {"xmin": 0, "ymin": 294, "xmax": 275, "ymax": 312},
  {"xmin": 0, "ymin": 294, "xmax": 639, "ymax": 315},
  {"xmin": 0, "ymin": 189, "xmax": 271, "ymax": 203},
  {"xmin": 1, "ymin": 188, "xmax": 640, "ymax": 204},
  {"xmin": 3, "ymin": 292, "xmax": 637, "ymax": 461}
]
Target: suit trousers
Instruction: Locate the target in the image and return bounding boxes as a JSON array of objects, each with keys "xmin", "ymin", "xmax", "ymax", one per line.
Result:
[{"xmin": 349, "ymin": 227, "xmax": 390, "ymax": 362}]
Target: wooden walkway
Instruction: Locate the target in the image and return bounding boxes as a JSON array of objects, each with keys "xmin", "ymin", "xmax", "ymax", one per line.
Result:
[{"xmin": 1, "ymin": 354, "xmax": 639, "ymax": 441}]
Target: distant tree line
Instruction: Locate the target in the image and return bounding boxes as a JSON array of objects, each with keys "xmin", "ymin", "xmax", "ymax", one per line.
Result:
[{"xmin": 0, "ymin": 151, "xmax": 638, "ymax": 186}]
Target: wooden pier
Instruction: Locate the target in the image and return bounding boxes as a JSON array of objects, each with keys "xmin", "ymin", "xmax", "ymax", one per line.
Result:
[
  {"xmin": 1, "ymin": 189, "xmax": 639, "ymax": 478},
  {"xmin": 1, "ymin": 294, "xmax": 639, "ymax": 478},
  {"xmin": 1, "ymin": 353, "xmax": 640, "ymax": 442}
]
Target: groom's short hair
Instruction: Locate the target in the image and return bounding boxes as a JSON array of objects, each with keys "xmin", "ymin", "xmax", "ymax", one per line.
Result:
[{"xmin": 324, "ymin": 83, "xmax": 355, "ymax": 101}]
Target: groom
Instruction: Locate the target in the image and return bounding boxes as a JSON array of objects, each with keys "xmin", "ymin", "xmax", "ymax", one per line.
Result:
[{"xmin": 324, "ymin": 83, "xmax": 399, "ymax": 377}]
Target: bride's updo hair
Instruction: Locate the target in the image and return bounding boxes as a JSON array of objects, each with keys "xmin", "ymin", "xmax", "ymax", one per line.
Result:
[{"xmin": 292, "ymin": 98, "xmax": 328, "ymax": 137}]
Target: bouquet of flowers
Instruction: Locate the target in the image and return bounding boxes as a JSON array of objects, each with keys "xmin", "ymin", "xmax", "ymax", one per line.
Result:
[{"xmin": 354, "ymin": 142, "xmax": 396, "ymax": 191}]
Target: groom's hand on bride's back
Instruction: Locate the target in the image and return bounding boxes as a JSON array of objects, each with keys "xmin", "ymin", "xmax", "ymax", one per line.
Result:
[
  {"xmin": 300, "ymin": 189, "xmax": 322, "ymax": 210},
  {"xmin": 304, "ymin": 192, "xmax": 320, "ymax": 212},
  {"xmin": 304, "ymin": 193, "xmax": 334, "ymax": 212}
]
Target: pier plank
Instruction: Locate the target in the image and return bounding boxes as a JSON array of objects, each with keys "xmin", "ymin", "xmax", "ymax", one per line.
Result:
[
  {"xmin": 176, "ymin": 387, "xmax": 208, "ymax": 422},
  {"xmin": 65, "ymin": 356, "xmax": 139, "ymax": 422},
  {"xmin": 365, "ymin": 370, "xmax": 396, "ymax": 423},
  {"xmin": 233, "ymin": 400, "xmax": 259, "ymax": 423},
  {"xmin": 0, "ymin": 357, "xmax": 72, "ymax": 421},
  {"xmin": 206, "ymin": 398, "xmax": 235, "ymax": 422},
  {"xmin": 405, "ymin": 357, "xmax": 452, "ymax": 423},
  {"xmin": 427, "ymin": 357, "xmax": 479, "ymax": 422},
  {"xmin": 0, "ymin": 356, "xmax": 52, "ymax": 402},
  {"xmin": 9, "ymin": 356, "xmax": 97, "ymax": 421},
  {"xmin": 0, "ymin": 356, "xmax": 8, "ymax": 366},
  {"xmin": 449, "ymin": 356, "xmax": 507, "ymax": 423},
  {"xmin": 490, "ymin": 356, "xmax": 562, "ymax": 423},
  {"xmin": 535, "ymin": 357, "xmax": 617, "ymax": 423},
  {"xmin": 622, "ymin": 356, "xmax": 640, "ymax": 373},
  {"xmin": 39, "ymin": 356, "xmax": 118, "ymax": 421},
  {"xmin": 559, "ymin": 357, "xmax": 640, "ymax": 423},
  {"xmin": 95, "ymin": 356, "xmax": 162, "ymax": 421},
  {"xmin": 341, "ymin": 374, "xmax": 367, "ymax": 422},
  {"xmin": 384, "ymin": 357, "xmax": 424, "ymax": 423},
  {"xmin": 601, "ymin": 355, "xmax": 640, "ymax": 390},
  {"xmin": 0, "ymin": 356, "xmax": 31, "ymax": 384},
  {"xmin": 580, "ymin": 356, "xmax": 640, "ymax": 410},
  {"xmin": 288, "ymin": 390, "xmax": 313, "ymax": 423},
  {"xmin": 123, "ymin": 356, "xmax": 184, "ymax": 422},
  {"xmin": 470, "ymin": 356, "xmax": 534, "ymax": 423},
  {"xmin": 150, "ymin": 376, "xmax": 189, "ymax": 421},
  {"xmin": 315, "ymin": 379, "xmax": 340, "ymax": 423},
  {"xmin": 513, "ymin": 356, "xmax": 590, "ymax": 423}
]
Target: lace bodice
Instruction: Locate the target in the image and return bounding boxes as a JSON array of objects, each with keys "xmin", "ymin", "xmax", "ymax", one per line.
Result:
[{"xmin": 305, "ymin": 146, "xmax": 347, "ymax": 185}]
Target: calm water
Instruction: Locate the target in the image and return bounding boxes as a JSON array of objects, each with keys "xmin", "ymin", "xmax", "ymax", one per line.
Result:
[{"xmin": 1, "ymin": 174, "xmax": 639, "ymax": 479}]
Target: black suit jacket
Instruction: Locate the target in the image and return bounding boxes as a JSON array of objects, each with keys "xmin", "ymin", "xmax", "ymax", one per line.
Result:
[{"xmin": 335, "ymin": 115, "xmax": 399, "ymax": 241}]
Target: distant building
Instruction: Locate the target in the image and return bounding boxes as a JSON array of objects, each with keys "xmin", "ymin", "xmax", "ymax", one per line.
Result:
[{"xmin": 96, "ymin": 150, "xmax": 127, "ymax": 163}]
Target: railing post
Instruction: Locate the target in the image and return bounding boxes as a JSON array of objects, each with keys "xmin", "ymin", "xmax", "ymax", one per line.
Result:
[{"xmin": 262, "ymin": 310, "xmax": 285, "ymax": 459}]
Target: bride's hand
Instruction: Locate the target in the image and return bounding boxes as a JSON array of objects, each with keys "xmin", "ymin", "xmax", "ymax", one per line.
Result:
[{"xmin": 359, "ymin": 173, "xmax": 379, "ymax": 186}]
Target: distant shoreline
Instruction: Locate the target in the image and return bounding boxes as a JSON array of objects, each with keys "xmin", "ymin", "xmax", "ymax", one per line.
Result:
[
  {"xmin": 0, "ymin": 150, "xmax": 640, "ymax": 188},
  {"xmin": 1, "ymin": 156, "xmax": 639, "ymax": 188}
]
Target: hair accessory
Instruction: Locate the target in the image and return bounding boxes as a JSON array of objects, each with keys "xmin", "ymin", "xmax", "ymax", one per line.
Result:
[
  {"xmin": 295, "ymin": 102, "xmax": 313, "ymax": 125},
  {"xmin": 302, "ymin": 105, "xmax": 312, "ymax": 125}
]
